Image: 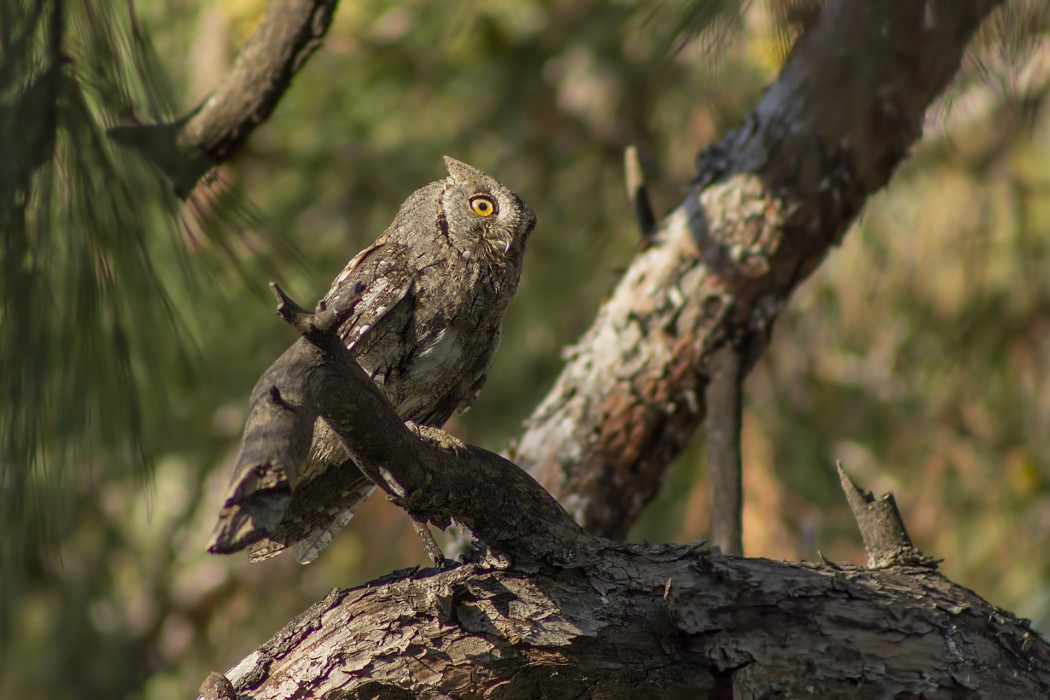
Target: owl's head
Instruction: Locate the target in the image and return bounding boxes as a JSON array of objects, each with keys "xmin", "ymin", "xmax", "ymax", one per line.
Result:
[{"xmin": 438, "ymin": 156, "xmax": 536, "ymax": 262}]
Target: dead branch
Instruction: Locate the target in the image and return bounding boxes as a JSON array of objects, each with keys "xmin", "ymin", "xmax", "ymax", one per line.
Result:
[
  {"xmin": 208, "ymin": 284, "xmax": 594, "ymax": 567},
  {"xmin": 837, "ymin": 462, "xmax": 941, "ymax": 569}
]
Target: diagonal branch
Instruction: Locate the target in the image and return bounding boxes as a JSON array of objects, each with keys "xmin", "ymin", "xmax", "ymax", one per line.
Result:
[
  {"xmin": 174, "ymin": 0, "xmax": 339, "ymax": 183},
  {"xmin": 208, "ymin": 284, "xmax": 595, "ymax": 566},
  {"xmin": 512, "ymin": 0, "xmax": 1006, "ymax": 539},
  {"xmin": 110, "ymin": 0, "xmax": 339, "ymax": 196}
]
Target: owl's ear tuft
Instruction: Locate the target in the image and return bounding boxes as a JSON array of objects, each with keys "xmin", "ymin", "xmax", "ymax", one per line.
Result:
[{"xmin": 443, "ymin": 156, "xmax": 485, "ymax": 183}]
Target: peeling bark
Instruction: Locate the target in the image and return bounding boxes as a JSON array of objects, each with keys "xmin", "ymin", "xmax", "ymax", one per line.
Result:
[
  {"xmin": 202, "ymin": 547, "xmax": 1050, "ymax": 699},
  {"xmin": 513, "ymin": 0, "xmax": 1006, "ymax": 540}
]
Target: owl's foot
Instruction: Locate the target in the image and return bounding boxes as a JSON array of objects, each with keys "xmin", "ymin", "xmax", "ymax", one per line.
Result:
[{"xmin": 406, "ymin": 422, "xmax": 466, "ymax": 453}]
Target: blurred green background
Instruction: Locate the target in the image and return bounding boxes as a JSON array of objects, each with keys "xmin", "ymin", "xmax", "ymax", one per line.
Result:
[{"xmin": 2, "ymin": 1, "xmax": 1049, "ymax": 698}]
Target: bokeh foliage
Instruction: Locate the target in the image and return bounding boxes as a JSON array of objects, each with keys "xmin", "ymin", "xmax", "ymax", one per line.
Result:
[
  {"xmin": 1, "ymin": 1, "xmax": 1048, "ymax": 698},
  {"xmin": 0, "ymin": 0, "xmax": 181, "ymax": 632}
]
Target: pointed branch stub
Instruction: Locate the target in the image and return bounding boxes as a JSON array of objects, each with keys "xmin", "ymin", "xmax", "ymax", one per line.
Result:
[
  {"xmin": 624, "ymin": 145, "xmax": 657, "ymax": 240},
  {"xmin": 836, "ymin": 462, "xmax": 940, "ymax": 569}
]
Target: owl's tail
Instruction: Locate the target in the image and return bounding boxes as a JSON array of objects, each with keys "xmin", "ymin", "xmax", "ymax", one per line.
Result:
[{"xmin": 246, "ymin": 470, "xmax": 377, "ymax": 564}]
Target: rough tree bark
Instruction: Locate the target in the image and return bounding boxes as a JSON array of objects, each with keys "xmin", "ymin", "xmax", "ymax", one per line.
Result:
[
  {"xmin": 513, "ymin": 0, "xmax": 1008, "ymax": 540},
  {"xmin": 190, "ymin": 1, "xmax": 1050, "ymax": 698},
  {"xmin": 205, "ymin": 554, "xmax": 1047, "ymax": 698},
  {"xmin": 196, "ymin": 281, "xmax": 1050, "ymax": 698}
]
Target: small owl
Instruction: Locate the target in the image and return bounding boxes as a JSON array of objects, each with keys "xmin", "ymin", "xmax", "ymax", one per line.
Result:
[{"xmin": 209, "ymin": 157, "xmax": 536, "ymax": 563}]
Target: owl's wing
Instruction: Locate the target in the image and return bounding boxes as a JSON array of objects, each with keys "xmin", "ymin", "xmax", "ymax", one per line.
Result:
[
  {"xmin": 324, "ymin": 238, "xmax": 416, "ymax": 353},
  {"xmin": 213, "ymin": 240, "xmax": 419, "ymax": 562},
  {"xmin": 244, "ymin": 241, "xmax": 420, "ymax": 563}
]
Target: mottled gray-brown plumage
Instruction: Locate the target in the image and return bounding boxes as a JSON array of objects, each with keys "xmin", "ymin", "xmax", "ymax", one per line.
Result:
[{"xmin": 210, "ymin": 157, "xmax": 535, "ymax": 563}]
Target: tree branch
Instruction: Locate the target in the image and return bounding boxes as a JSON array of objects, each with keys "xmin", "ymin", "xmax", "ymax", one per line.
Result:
[
  {"xmin": 201, "ymin": 281, "xmax": 1050, "ymax": 698},
  {"xmin": 837, "ymin": 462, "xmax": 941, "ymax": 569},
  {"xmin": 624, "ymin": 145, "xmax": 657, "ymax": 240},
  {"xmin": 200, "ymin": 543, "xmax": 1050, "ymax": 698},
  {"xmin": 109, "ymin": 0, "xmax": 339, "ymax": 196},
  {"xmin": 705, "ymin": 343, "xmax": 744, "ymax": 555},
  {"xmin": 513, "ymin": 0, "xmax": 1006, "ymax": 539},
  {"xmin": 208, "ymin": 285, "xmax": 595, "ymax": 567}
]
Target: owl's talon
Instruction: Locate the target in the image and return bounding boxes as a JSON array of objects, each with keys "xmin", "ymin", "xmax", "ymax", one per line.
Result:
[{"xmin": 409, "ymin": 423, "xmax": 467, "ymax": 453}]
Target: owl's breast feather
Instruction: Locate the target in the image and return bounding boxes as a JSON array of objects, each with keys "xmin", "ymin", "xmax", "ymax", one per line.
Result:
[
  {"xmin": 409, "ymin": 326, "xmax": 464, "ymax": 380},
  {"xmin": 393, "ymin": 326, "xmax": 466, "ymax": 418}
]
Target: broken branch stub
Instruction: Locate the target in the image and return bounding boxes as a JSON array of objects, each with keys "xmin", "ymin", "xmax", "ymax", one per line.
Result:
[{"xmin": 837, "ymin": 462, "xmax": 941, "ymax": 569}]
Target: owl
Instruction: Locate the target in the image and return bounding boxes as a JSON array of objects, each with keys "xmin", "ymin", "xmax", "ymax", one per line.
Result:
[{"xmin": 209, "ymin": 157, "xmax": 536, "ymax": 564}]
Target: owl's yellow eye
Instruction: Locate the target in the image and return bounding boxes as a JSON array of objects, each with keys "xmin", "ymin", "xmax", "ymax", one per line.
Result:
[{"xmin": 469, "ymin": 195, "xmax": 496, "ymax": 217}]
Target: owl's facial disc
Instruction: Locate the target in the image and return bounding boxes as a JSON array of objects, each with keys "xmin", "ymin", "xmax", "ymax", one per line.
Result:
[
  {"xmin": 441, "ymin": 156, "xmax": 534, "ymax": 259},
  {"xmin": 476, "ymin": 190, "xmax": 520, "ymax": 252}
]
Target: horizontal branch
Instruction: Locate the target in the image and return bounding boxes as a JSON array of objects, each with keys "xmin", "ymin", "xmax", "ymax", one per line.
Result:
[{"xmin": 201, "ymin": 544, "xmax": 1050, "ymax": 698}]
